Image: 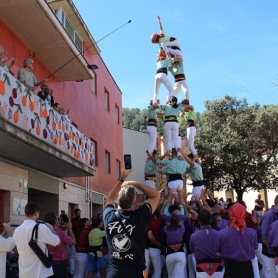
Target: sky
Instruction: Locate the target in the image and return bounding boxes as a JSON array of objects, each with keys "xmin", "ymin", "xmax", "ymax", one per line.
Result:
[{"xmin": 73, "ymin": 0, "xmax": 278, "ymax": 113}]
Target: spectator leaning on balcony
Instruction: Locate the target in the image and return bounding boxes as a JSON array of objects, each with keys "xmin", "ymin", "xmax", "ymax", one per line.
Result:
[
  {"xmin": 37, "ymin": 84, "xmax": 54, "ymax": 107},
  {"xmin": 59, "ymin": 107, "xmax": 71, "ymax": 123},
  {"xmin": 0, "ymin": 44, "xmax": 17, "ymax": 72},
  {"xmin": 53, "ymin": 102, "xmax": 61, "ymax": 113},
  {"xmin": 17, "ymin": 58, "xmax": 47, "ymax": 91}
]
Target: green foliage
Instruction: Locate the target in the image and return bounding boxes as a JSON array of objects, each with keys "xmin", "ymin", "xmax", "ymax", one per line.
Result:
[{"xmin": 195, "ymin": 95, "xmax": 278, "ymax": 201}]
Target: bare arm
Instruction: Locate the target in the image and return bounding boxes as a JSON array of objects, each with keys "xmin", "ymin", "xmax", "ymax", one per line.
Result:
[
  {"xmin": 65, "ymin": 220, "xmax": 76, "ymax": 245},
  {"xmin": 35, "ymin": 78, "xmax": 47, "ymax": 87},
  {"xmin": 178, "ymin": 104, "xmax": 194, "ymax": 112},
  {"xmin": 20, "ymin": 81, "xmax": 37, "ymax": 91},
  {"xmin": 157, "ymin": 16, "xmax": 163, "ymax": 32},
  {"xmin": 180, "ymin": 149, "xmax": 194, "ymax": 166},
  {"xmin": 105, "ymin": 167, "xmax": 132, "ymax": 207},
  {"xmin": 122, "ymin": 181, "xmax": 160, "ymax": 213},
  {"xmin": 174, "ymin": 56, "xmax": 183, "ymax": 62},
  {"xmin": 148, "ymin": 230, "xmax": 161, "ymax": 247}
]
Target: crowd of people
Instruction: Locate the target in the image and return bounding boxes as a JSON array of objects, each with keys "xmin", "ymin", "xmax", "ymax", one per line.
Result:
[
  {"xmin": 0, "ymin": 44, "xmax": 71, "ymax": 123},
  {"xmin": 1, "ymin": 16, "xmax": 278, "ymax": 278}
]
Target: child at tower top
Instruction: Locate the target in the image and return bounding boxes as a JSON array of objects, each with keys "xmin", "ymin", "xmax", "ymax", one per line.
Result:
[{"xmin": 150, "ymin": 16, "xmax": 182, "ymax": 59}]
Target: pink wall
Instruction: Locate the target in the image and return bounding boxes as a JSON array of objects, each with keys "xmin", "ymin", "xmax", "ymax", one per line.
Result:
[{"xmin": 0, "ymin": 20, "xmax": 123, "ymax": 194}]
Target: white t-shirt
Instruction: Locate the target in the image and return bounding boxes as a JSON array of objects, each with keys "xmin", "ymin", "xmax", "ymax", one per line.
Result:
[
  {"xmin": 0, "ymin": 235, "xmax": 15, "ymax": 278},
  {"xmin": 13, "ymin": 220, "xmax": 60, "ymax": 278}
]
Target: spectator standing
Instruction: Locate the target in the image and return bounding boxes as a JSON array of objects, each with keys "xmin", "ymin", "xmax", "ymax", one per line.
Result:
[
  {"xmin": 17, "ymin": 58, "xmax": 46, "ymax": 91},
  {"xmin": 254, "ymin": 194, "xmax": 265, "ymax": 219},
  {"xmin": 69, "ymin": 208, "xmax": 81, "ymax": 276},
  {"xmin": 37, "ymin": 84, "xmax": 54, "ymax": 107},
  {"xmin": 74, "ymin": 218, "xmax": 91, "ymax": 278},
  {"xmin": 53, "ymin": 103, "xmax": 61, "ymax": 113},
  {"xmin": 87, "ymin": 218, "xmax": 106, "ymax": 278},
  {"xmin": 219, "ymin": 197, "xmax": 226, "ymax": 209},
  {"xmin": 147, "ymin": 210, "xmax": 164, "ymax": 278},
  {"xmin": 44, "ymin": 212, "xmax": 76, "ymax": 278},
  {"xmin": 261, "ymin": 195, "xmax": 278, "ymax": 277},
  {"xmin": 0, "ymin": 44, "xmax": 16, "ymax": 71},
  {"xmin": 59, "ymin": 107, "xmax": 71, "ymax": 123},
  {"xmin": 104, "ymin": 167, "xmax": 159, "ymax": 278},
  {"xmin": 0, "ymin": 223, "xmax": 15, "ymax": 278},
  {"xmin": 13, "ymin": 203, "xmax": 60, "ymax": 278}
]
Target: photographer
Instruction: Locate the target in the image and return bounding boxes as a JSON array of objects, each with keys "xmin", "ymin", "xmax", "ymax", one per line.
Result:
[{"xmin": 44, "ymin": 212, "xmax": 76, "ymax": 278}]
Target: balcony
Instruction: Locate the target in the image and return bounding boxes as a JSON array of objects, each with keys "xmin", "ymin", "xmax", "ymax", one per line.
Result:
[
  {"xmin": 0, "ymin": 66, "xmax": 95, "ymax": 177},
  {"xmin": 0, "ymin": 0, "xmax": 99, "ymax": 82}
]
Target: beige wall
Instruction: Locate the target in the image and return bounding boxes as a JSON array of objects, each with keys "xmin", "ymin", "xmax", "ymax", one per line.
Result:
[
  {"xmin": 0, "ymin": 161, "xmax": 28, "ymax": 225},
  {"xmin": 123, "ymin": 128, "xmax": 150, "ymax": 185}
]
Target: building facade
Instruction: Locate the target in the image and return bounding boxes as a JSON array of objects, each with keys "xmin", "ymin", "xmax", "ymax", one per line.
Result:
[{"xmin": 0, "ymin": 0, "xmax": 123, "ymax": 225}]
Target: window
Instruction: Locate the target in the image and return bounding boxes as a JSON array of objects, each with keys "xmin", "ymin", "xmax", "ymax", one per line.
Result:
[
  {"xmin": 105, "ymin": 150, "xmax": 111, "ymax": 174},
  {"xmin": 90, "ymin": 138, "xmax": 98, "ymax": 166},
  {"xmin": 116, "ymin": 159, "xmax": 121, "ymax": 179},
  {"xmin": 104, "ymin": 88, "xmax": 109, "ymax": 111},
  {"xmin": 55, "ymin": 9, "xmax": 83, "ymax": 52},
  {"xmin": 90, "ymin": 72, "xmax": 96, "ymax": 94},
  {"xmin": 115, "ymin": 104, "xmax": 119, "ymax": 123}
]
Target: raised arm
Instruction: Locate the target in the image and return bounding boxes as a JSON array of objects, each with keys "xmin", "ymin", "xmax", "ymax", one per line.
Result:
[
  {"xmin": 157, "ymin": 16, "xmax": 163, "ymax": 33},
  {"xmin": 122, "ymin": 180, "xmax": 160, "ymax": 213},
  {"xmin": 180, "ymin": 149, "xmax": 194, "ymax": 167},
  {"xmin": 105, "ymin": 167, "xmax": 133, "ymax": 207}
]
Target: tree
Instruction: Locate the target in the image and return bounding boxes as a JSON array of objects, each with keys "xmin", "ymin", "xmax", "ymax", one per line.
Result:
[{"xmin": 195, "ymin": 95, "xmax": 278, "ymax": 202}]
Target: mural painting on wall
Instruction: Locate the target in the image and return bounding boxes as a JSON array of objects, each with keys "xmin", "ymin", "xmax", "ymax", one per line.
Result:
[{"xmin": 0, "ymin": 66, "xmax": 95, "ymax": 168}]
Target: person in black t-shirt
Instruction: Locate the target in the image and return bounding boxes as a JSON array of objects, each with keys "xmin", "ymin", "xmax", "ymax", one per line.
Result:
[{"xmin": 104, "ymin": 167, "xmax": 159, "ymax": 278}]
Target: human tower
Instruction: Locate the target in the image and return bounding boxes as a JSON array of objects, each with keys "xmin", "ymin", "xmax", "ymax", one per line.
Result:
[{"xmin": 147, "ymin": 16, "xmax": 198, "ymax": 163}]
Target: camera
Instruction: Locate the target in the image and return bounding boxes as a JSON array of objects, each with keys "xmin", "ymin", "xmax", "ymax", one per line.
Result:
[{"xmin": 60, "ymin": 214, "xmax": 69, "ymax": 226}]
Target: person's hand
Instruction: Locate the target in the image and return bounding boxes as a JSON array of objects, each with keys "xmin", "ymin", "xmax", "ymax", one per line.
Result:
[
  {"xmin": 120, "ymin": 166, "xmax": 132, "ymax": 180},
  {"xmin": 65, "ymin": 219, "xmax": 72, "ymax": 230},
  {"xmin": 157, "ymin": 16, "xmax": 160, "ymax": 22}
]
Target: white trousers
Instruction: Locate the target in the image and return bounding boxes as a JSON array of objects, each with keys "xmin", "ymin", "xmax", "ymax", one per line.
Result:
[
  {"xmin": 149, "ymin": 248, "xmax": 163, "ymax": 278},
  {"xmin": 164, "ymin": 121, "xmax": 180, "ymax": 151},
  {"xmin": 261, "ymin": 253, "xmax": 278, "ymax": 278},
  {"xmin": 161, "ymin": 40, "xmax": 182, "ymax": 56},
  {"xmin": 144, "ymin": 179, "xmax": 156, "ymax": 189},
  {"xmin": 73, "ymin": 252, "xmax": 88, "ymax": 278},
  {"xmin": 255, "ymin": 243, "xmax": 268, "ymax": 278},
  {"xmin": 166, "ymin": 252, "xmax": 186, "ymax": 278},
  {"xmin": 147, "ymin": 125, "xmax": 157, "ymax": 154},
  {"xmin": 145, "ymin": 249, "xmax": 151, "ymax": 273},
  {"xmin": 187, "ymin": 254, "xmax": 196, "ymax": 278},
  {"xmin": 168, "ymin": 180, "xmax": 183, "ymax": 192},
  {"xmin": 192, "ymin": 185, "xmax": 205, "ymax": 197},
  {"xmin": 196, "ymin": 271, "xmax": 223, "ymax": 278},
  {"xmin": 153, "ymin": 72, "xmax": 174, "ymax": 103},
  {"xmin": 187, "ymin": 126, "xmax": 197, "ymax": 156},
  {"xmin": 251, "ymin": 256, "xmax": 260, "ymax": 278},
  {"xmin": 173, "ymin": 80, "xmax": 190, "ymax": 101}
]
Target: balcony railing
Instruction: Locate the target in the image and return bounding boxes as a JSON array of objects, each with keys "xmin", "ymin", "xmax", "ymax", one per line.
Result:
[{"xmin": 0, "ymin": 66, "xmax": 95, "ymax": 169}]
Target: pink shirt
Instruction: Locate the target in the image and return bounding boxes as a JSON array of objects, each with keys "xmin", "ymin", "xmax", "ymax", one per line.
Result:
[{"xmin": 47, "ymin": 228, "xmax": 73, "ymax": 261}]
